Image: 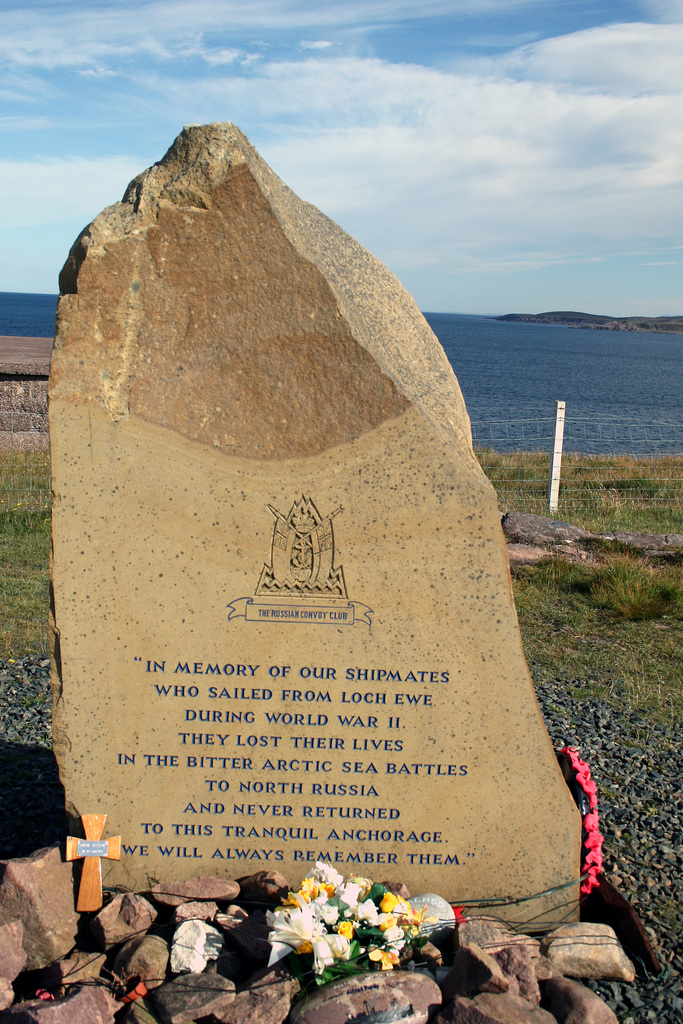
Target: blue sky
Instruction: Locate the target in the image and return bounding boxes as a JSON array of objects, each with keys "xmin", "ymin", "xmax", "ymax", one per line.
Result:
[{"xmin": 1, "ymin": 0, "xmax": 682, "ymax": 314}]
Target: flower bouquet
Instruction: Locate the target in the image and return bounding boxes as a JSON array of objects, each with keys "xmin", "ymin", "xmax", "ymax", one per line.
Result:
[{"xmin": 266, "ymin": 862, "xmax": 437, "ymax": 987}]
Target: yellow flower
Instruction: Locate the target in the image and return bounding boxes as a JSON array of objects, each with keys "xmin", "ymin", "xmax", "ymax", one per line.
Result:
[
  {"xmin": 298, "ymin": 878, "xmax": 319, "ymax": 902},
  {"xmin": 380, "ymin": 892, "xmax": 399, "ymax": 914},
  {"xmin": 368, "ymin": 947, "xmax": 399, "ymax": 971},
  {"xmin": 321, "ymin": 883, "xmax": 336, "ymax": 899},
  {"xmin": 378, "ymin": 914, "xmax": 397, "ymax": 932},
  {"xmin": 407, "ymin": 903, "xmax": 438, "ymax": 928},
  {"xmin": 337, "ymin": 921, "xmax": 354, "ymax": 940},
  {"xmin": 295, "ymin": 940, "xmax": 313, "ymax": 955},
  {"xmin": 281, "ymin": 891, "xmax": 303, "ymax": 907}
]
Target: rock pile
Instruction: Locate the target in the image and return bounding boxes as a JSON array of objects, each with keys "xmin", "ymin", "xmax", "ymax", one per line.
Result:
[{"xmin": 0, "ymin": 850, "xmax": 638, "ymax": 1024}]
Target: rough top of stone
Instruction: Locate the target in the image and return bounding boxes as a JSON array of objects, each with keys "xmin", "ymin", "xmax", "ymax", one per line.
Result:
[{"xmin": 52, "ymin": 122, "xmax": 472, "ymax": 460}]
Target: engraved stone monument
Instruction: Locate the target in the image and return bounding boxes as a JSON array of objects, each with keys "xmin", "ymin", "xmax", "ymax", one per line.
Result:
[{"xmin": 50, "ymin": 123, "xmax": 580, "ymax": 922}]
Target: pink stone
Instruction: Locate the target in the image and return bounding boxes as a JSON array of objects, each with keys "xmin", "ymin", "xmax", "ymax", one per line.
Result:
[
  {"xmin": 0, "ymin": 985, "xmax": 118, "ymax": 1022},
  {"xmin": 235, "ymin": 871, "xmax": 290, "ymax": 903},
  {"xmin": 492, "ymin": 945, "xmax": 541, "ymax": 1004},
  {"xmin": 150, "ymin": 877, "xmax": 239, "ymax": 907},
  {"xmin": 443, "ymin": 992, "xmax": 556, "ymax": 1023},
  {"xmin": 0, "ymin": 921, "xmax": 27, "ymax": 993},
  {"xmin": 171, "ymin": 900, "xmax": 218, "ymax": 924},
  {"xmin": 89, "ymin": 893, "xmax": 157, "ymax": 950},
  {"xmin": 544, "ymin": 976, "xmax": 619, "ymax": 1024},
  {"xmin": 0, "ymin": 847, "xmax": 79, "ymax": 971},
  {"xmin": 440, "ymin": 942, "xmax": 509, "ymax": 1001}
]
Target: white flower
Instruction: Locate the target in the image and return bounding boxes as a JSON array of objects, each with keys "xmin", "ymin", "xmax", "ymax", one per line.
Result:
[
  {"xmin": 317, "ymin": 901, "xmax": 340, "ymax": 927},
  {"xmin": 311, "ymin": 861, "xmax": 344, "ymax": 889},
  {"xmin": 266, "ymin": 897, "xmax": 317, "ymax": 967},
  {"xmin": 327, "ymin": 933, "xmax": 351, "ymax": 961},
  {"xmin": 337, "ymin": 882, "xmax": 363, "ymax": 912},
  {"xmin": 357, "ymin": 899, "xmax": 380, "ymax": 926},
  {"xmin": 312, "ymin": 936, "xmax": 334, "ymax": 975}
]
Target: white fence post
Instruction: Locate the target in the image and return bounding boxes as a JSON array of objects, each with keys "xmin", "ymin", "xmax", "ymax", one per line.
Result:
[{"xmin": 547, "ymin": 401, "xmax": 566, "ymax": 513}]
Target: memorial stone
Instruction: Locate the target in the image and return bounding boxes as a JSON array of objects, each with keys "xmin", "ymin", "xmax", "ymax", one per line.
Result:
[{"xmin": 49, "ymin": 122, "xmax": 580, "ymax": 922}]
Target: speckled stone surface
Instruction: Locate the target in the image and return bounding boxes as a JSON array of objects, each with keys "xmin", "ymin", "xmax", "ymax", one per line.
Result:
[{"xmin": 49, "ymin": 123, "xmax": 579, "ymax": 919}]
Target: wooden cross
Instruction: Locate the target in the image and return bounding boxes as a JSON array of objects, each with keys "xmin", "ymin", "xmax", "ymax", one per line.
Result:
[{"xmin": 65, "ymin": 814, "xmax": 121, "ymax": 912}]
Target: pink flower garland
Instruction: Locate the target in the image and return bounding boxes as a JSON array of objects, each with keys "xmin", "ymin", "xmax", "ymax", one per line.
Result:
[{"xmin": 561, "ymin": 746, "xmax": 604, "ymax": 896}]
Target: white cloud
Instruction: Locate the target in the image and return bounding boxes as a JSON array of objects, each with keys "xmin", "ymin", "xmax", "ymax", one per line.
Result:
[
  {"xmin": 132, "ymin": 44, "xmax": 683, "ymax": 275},
  {"xmin": 300, "ymin": 40, "xmax": 334, "ymax": 50},
  {"xmin": 0, "ymin": 156, "xmax": 142, "ymax": 230},
  {"xmin": 491, "ymin": 21, "xmax": 683, "ymax": 94},
  {"xmin": 202, "ymin": 48, "xmax": 242, "ymax": 66},
  {"xmin": 0, "ymin": 0, "xmax": 552, "ymax": 70}
]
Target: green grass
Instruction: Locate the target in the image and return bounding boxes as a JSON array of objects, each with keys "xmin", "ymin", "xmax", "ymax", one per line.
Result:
[
  {"xmin": 0, "ymin": 451, "xmax": 51, "ymax": 516},
  {"xmin": 476, "ymin": 449, "xmax": 683, "ymax": 535},
  {"xmin": 512, "ymin": 553, "xmax": 683, "ymax": 722},
  {"xmin": 0, "ymin": 509, "xmax": 51, "ymax": 658}
]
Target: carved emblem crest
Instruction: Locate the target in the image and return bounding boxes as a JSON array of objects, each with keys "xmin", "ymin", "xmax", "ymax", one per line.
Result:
[{"xmin": 255, "ymin": 495, "xmax": 347, "ymax": 599}]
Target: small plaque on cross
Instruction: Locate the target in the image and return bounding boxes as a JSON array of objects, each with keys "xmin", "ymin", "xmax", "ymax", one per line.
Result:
[{"xmin": 65, "ymin": 814, "xmax": 121, "ymax": 912}]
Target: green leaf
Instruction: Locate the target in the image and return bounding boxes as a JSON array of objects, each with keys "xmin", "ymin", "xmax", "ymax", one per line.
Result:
[
  {"xmin": 355, "ymin": 925, "xmax": 386, "ymax": 943},
  {"xmin": 366, "ymin": 882, "xmax": 389, "ymax": 907}
]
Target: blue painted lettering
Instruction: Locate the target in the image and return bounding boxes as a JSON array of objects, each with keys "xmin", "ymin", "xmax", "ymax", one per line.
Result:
[{"xmin": 341, "ymin": 761, "xmax": 378, "ymax": 773}]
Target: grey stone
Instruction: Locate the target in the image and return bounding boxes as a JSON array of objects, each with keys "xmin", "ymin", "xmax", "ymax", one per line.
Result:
[
  {"xmin": 90, "ymin": 893, "xmax": 157, "ymax": 950},
  {"xmin": 0, "ymin": 986, "xmax": 119, "ymax": 1023},
  {"xmin": 540, "ymin": 923, "xmax": 636, "ymax": 981},
  {"xmin": 206, "ymin": 949, "xmax": 252, "ymax": 986},
  {"xmin": 544, "ymin": 976, "xmax": 619, "ymax": 1024},
  {"xmin": 215, "ymin": 908, "xmax": 271, "ymax": 962},
  {"xmin": 169, "ymin": 919, "xmax": 223, "ymax": 974},
  {"xmin": 502, "ymin": 512, "xmax": 592, "ymax": 547},
  {"xmin": 152, "ymin": 973, "xmax": 235, "ymax": 1024},
  {"xmin": 113, "ymin": 933, "xmax": 170, "ymax": 991},
  {"xmin": 291, "ymin": 969, "xmax": 442, "ymax": 1024},
  {"xmin": 441, "ymin": 942, "xmax": 509, "ymax": 1001},
  {"xmin": 210, "ymin": 963, "xmax": 299, "ymax": 1024},
  {"xmin": 150, "ymin": 878, "xmax": 239, "ymax": 907},
  {"xmin": 0, "ymin": 847, "xmax": 79, "ymax": 971}
]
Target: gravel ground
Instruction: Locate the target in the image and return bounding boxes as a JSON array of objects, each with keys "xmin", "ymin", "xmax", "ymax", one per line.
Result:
[{"xmin": 0, "ymin": 655, "xmax": 681, "ymax": 1022}]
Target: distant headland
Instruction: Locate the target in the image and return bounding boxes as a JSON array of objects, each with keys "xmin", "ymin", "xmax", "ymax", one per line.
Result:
[{"xmin": 495, "ymin": 311, "xmax": 683, "ymax": 335}]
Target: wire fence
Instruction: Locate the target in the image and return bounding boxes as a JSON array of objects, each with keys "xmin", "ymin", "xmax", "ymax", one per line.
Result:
[
  {"xmin": 472, "ymin": 416, "xmax": 683, "ymax": 526},
  {"xmin": 0, "ymin": 417, "xmax": 682, "ymax": 527}
]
